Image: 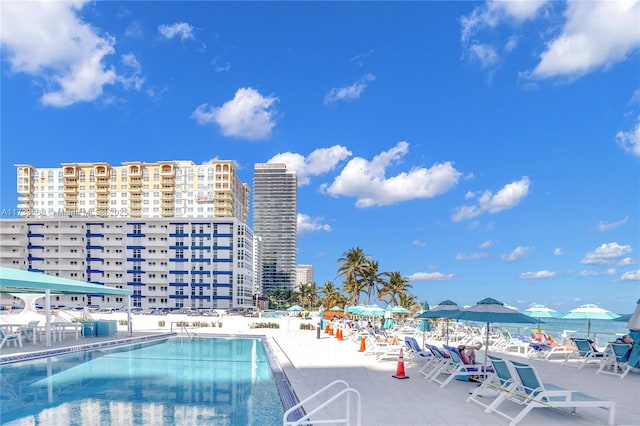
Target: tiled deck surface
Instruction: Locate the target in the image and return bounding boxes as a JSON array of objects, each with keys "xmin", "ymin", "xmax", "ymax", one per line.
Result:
[{"xmin": 2, "ymin": 315, "xmax": 638, "ymax": 426}]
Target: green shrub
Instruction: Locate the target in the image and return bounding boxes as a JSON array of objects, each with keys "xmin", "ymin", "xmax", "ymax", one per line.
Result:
[
  {"xmin": 158, "ymin": 320, "xmax": 166, "ymax": 327},
  {"xmin": 249, "ymin": 322, "xmax": 280, "ymax": 329},
  {"xmin": 300, "ymin": 323, "xmax": 315, "ymax": 330}
]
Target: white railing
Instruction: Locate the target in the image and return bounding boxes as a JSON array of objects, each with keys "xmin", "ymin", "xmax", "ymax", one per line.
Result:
[{"xmin": 283, "ymin": 380, "xmax": 361, "ymax": 426}]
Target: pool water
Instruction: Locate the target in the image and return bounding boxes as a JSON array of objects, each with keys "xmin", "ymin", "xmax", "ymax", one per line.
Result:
[{"xmin": 0, "ymin": 337, "xmax": 285, "ymax": 425}]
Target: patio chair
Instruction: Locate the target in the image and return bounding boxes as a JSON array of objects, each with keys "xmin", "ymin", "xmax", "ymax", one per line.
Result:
[
  {"xmin": 430, "ymin": 345, "xmax": 490, "ymax": 388},
  {"xmin": 597, "ymin": 343, "xmax": 633, "ymax": 379},
  {"xmin": 420, "ymin": 344, "xmax": 452, "ymax": 379},
  {"xmin": 0, "ymin": 328, "xmax": 23, "ymax": 349},
  {"xmin": 19, "ymin": 320, "xmax": 41, "ymax": 343},
  {"xmin": 562, "ymin": 338, "xmax": 605, "ymax": 369},
  {"xmin": 403, "ymin": 336, "xmax": 431, "ymax": 363},
  {"xmin": 509, "ymin": 361, "xmax": 615, "ymax": 426},
  {"xmin": 467, "ymin": 355, "xmax": 528, "ymax": 420}
]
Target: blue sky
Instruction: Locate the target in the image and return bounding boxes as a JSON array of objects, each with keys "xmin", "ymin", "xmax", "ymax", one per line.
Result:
[{"xmin": 1, "ymin": 1, "xmax": 639, "ymax": 314}]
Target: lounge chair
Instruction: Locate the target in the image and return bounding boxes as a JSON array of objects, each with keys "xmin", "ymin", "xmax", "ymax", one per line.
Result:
[
  {"xmin": 403, "ymin": 336, "xmax": 431, "ymax": 363},
  {"xmin": 562, "ymin": 338, "xmax": 605, "ymax": 369},
  {"xmin": 597, "ymin": 343, "xmax": 633, "ymax": 379},
  {"xmin": 508, "ymin": 361, "xmax": 616, "ymax": 426},
  {"xmin": 467, "ymin": 355, "xmax": 527, "ymax": 419},
  {"xmin": 528, "ymin": 341, "xmax": 575, "ymax": 360},
  {"xmin": 420, "ymin": 344, "xmax": 453, "ymax": 379},
  {"xmin": 0, "ymin": 328, "xmax": 23, "ymax": 349},
  {"xmin": 430, "ymin": 345, "xmax": 490, "ymax": 388}
]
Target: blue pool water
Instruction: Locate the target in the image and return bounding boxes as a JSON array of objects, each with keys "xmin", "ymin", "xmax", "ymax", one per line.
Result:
[{"xmin": 0, "ymin": 337, "xmax": 285, "ymax": 425}]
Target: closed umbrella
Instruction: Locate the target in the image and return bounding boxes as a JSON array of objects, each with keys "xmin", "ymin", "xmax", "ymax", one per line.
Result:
[
  {"xmin": 563, "ymin": 304, "xmax": 620, "ymax": 339},
  {"xmin": 416, "ymin": 299, "xmax": 462, "ymax": 345},
  {"xmin": 625, "ymin": 299, "xmax": 640, "ymax": 369},
  {"xmin": 457, "ymin": 297, "xmax": 538, "ymax": 368},
  {"xmin": 419, "ymin": 301, "xmax": 431, "ymax": 347}
]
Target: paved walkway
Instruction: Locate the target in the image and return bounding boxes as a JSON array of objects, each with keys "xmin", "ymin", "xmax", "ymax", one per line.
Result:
[{"xmin": 2, "ymin": 314, "xmax": 638, "ymax": 425}]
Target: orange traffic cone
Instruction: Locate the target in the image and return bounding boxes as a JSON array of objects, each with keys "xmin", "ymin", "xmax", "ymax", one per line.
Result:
[
  {"xmin": 392, "ymin": 348, "xmax": 409, "ymax": 379},
  {"xmin": 337, "ymin": 328, "xmax": 343, "ymax": 340},
  {"xmin": 325, "ymin": 324, "xmax": 330, "ymax": 334},
  {"xmin": 358, "ymin": 336, "xmax": 366, "ymax": 352},
  {"xmin": 329, "ymin": 326, "xmax": 334, "ymax": 336}
]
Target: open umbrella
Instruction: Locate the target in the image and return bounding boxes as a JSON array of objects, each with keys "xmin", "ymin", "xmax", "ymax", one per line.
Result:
[
  {"xmin": 457, "ymin": 297, "xmax": 538, "ymax": 368},
  {"xmin": 329, "ymin": 306, "xmax": 343, "ymax": 312},
  {"xmin": 286, "ymin": 305, "xmax": 305, "ymax": 312},
  {"xmin": 524, "ymin": 304, "xmax": 562, "ymax": 331},
  {"xmin": 416, "ymin": 299, "xmax": 462, "ymax": 345},
  {"xmin": 563, "ymin": 304, "xmax": 620, "ymax": 339},
  {"xmin": 390, "ymin": 306, "xmax": 410, "ymax": 315}
]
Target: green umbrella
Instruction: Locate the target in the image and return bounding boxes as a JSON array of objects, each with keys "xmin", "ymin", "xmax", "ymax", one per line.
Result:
[
  {"xmin": 563, "ymin": 304, "xmax": 620, "ymax": 339},
  {"xmin": 329, "ymin": 306, "xmax": 343, "ymax": 312}
]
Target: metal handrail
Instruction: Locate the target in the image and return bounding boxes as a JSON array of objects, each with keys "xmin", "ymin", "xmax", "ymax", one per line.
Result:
[{"xmin": 283, "ymin": 380, "xmax": 361, "ymax": 426}]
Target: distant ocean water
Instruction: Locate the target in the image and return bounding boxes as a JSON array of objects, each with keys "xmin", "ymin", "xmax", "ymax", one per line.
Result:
[{"xmin": 500, "ymin": 317, "xmax": 631, "ymax": 341}]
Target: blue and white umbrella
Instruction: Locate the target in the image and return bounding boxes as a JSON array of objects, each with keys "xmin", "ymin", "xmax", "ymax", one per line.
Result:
[
  {"xmin": 524, "ymin": 304, "xmax": 562, "ymax": 330},
  {"xmin": 563, "ymin": 304, "xmax": 619, "ymax": 339}
]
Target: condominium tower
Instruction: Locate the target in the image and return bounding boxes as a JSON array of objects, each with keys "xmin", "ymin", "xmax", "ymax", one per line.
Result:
[
  {"xmin": 15, "ymin": 160, "xmax": 249, "ymax": 221},
  {"xmin": 252, "ymin": 164, "xmax": 297, "ymax": 294}
]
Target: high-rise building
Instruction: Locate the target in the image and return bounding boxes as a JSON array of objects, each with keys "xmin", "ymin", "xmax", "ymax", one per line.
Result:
[
  {"xmin": 252, "ymin": 163, "xmax": 297, "ymax": 294},
  {"xmin": 15, "ymin": 160, "xmax": 249, "ymax": 221},
  {"xmin": 0, "ymin": 217, "xmax": 254, "ymax": 311},
  {"xmin": 295, "ymin": 265, "xmax": 314, "ymax": 290}
]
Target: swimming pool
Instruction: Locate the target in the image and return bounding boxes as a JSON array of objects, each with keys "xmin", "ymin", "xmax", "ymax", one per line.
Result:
[{"xmin": 0, "ymin": 337, "xmax": 292, "ymax": 425}]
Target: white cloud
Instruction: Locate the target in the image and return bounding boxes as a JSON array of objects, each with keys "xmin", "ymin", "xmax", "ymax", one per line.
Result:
[
  {"xmin": 452, "ymin": 177, "xmax": 531, "ymax": 222},
  {"xmin": 519, "ymin": 270, "xmax": 556, "ymax": 279},
  {"xmin": 581, "ymin": 242, "xmax": 633, "ymax": 265},
  {"xmin": 413, "ymin": 240, "xmax": 428, "ymax": 247},
  {"xmin": 618, "ymin": 257, "xmax": 637, "ymax": 266},
  {"xmin": 468, "ymin": 43, "xmax": 499, "ymax": 68},
  {"xmin": 297, "ymin": 213, "xmax": 331, "ymax": 236},
  {"xmin": 620, "ymin": 270, "xmax": 640, "ymax": 281},
  {"xmin": 553, "ymin": 248, "xmax": 563, "ymax": 256},
  {"xmin": 0, "ymin": 0, "xmax": 119, "ymax": 107},
  {"xmin": 595, "ymin": 216, "xmax": 630, "ymax": 231},
  {"xmin": 500, "ymin": 246, "xmax": 531, "ymax": 262},
  {"xmin": 455, "ymin": 252, "xmax": 489, "ymax": 260},
  {"xmin": 461, "ymin": 0, "xmax": 548, "ymax": 44},
  {"xmin": 158, "ymin": 22, "xmax": 194, "ymax": 41},
  {"xmin": 324, "ymin": 73, "xmax": 376, "ymax": 104},
  {"xmin": 191, "ymin": 87, "xmax": 278, "ymax": 140},
  {"xmin": 408, "ymin": 272, "xmax": 456, "ymax": 281},
  {"xmin": 579, "ymin": 268, "xmax": 616, "ymax": 277},
  {"xmin": 616, "ymin": 118, "xmax": 640, "ymax": 157},
  {"xmin": 118, "ymin": 54, "xmax": 144, "ymax": 91},
  {"xmin": 269, "ymin": 146, "xmax": 352, "ymax": 187},
  {"xmin": 479, "ymin": 240, "xmax": 494, "ymax": 249},
  {"xmin": 321, "ymin": 142, "xmax": 462, "ymax": 207},
  {"xmin": 532, "ymin": 1, "xmax": 640, "ymax": 79}
]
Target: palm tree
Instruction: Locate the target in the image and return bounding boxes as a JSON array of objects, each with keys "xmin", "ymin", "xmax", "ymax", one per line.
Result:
[
  {"xmin": 320, "ymin": 281, "xmax": 343, "ymax": 310},
  {"xmin": 342, "ymin": 275, "xmax": 365, "ymax": 306},
  {"xmin": 298, "ymin": 283, "xmax": 320, "ymax": 309},
  {"xmin": 397, "ymin": 292, "xmax": 420, "ymax": 312},
  {"xmin": 361, "ymin": 260, "xmax": 386, "ymax": 304},
  {"xmin": 337, "ymin": 247, "xmax": 370, "ymax": 301},
  {"xmin": 378, "ymin": 271, "xmax": 411, "ymax": 307}
]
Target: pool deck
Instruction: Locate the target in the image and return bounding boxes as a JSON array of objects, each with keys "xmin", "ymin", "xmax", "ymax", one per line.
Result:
[{"xmin": 1, "ymin": 314, "xmax": 638, "ymax": 426}]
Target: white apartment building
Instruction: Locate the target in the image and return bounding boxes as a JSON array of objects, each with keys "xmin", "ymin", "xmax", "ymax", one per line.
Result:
[
  {"xmin": 0, "ymin": 217, "xmax": 254, "ymax": 311},
  {"xmin": 295, "ymin": 265, "xmax": 314, "ymax": 289},
  {"xmin": 14, "ymin": 160, "xmax": 249, "ymax": 221}
]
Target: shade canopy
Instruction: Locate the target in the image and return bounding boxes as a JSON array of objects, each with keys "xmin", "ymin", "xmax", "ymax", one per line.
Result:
[
  {"xmin": 0, "ymin": 266, "xmax": 132, "ymax": 296},
  {"xmin": 286, "ymin": 305, "xmax": 305, "ymax": 312},
  {"xmin": 415, "ymin": 299, "xmax": 462, "ymax": 320},
  {"xmin": 524, "ymin": 304, "xmax": 562, "ymax": 319},
  {"xmin": 563, "ymin": 304, "xmax": 620, "ymax": 321},
  {"xmin": 329, "ymin": 306, "xmax": 343, "ymax": 312},
  {"xmin": 458, "ymin": 297, "xmax": 538, "ymax": 325},
  {"xmin": 390, "ymin": 305, "xmax": 410, "ymax": 314},
  {"xmin": 626, "ymin": 298, "xmax": 640, "ymax": 331}
]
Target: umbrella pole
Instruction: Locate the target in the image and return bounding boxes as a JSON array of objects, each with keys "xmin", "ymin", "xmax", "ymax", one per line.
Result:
[
  {"xmin": 445, "ymin": 319, "xmax": 449, "ymax": 346},
  {"xmin": 484, "ymin": 322, "xmax": 489, "ymax": 369}
]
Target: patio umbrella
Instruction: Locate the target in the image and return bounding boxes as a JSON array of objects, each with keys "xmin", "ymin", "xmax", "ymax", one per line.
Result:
[
  {"xmin": 626, "ymin": 299, "xmax": 640, "ymax": 369},
  {"xmin": 419, "ymin": 301, "xmax": 431, "ymax": 347},
  {"xmin": 329, "ymin": 306, "xmax": 343, "ymax": 312},
  {"xmin": 457, "ymin": 297, "xmax": 538, "ymax": 368},
  {"xmin": 524, "ymin": 304, "xmax": 562, "ymax": 331},
  {"xmin": 415, "ymin": 299, "xmax": 462, "ymax": 345},
  {"xmin": 390, "ymin": 306, "xmax": 411, "ymax": 315},
  {"xmin": 286, "ymin": 305, "xmax": 305, "ymax": 312},
  {"xmin": 563, "ymin": 304, "xmax": 620, "ymax": 339}
]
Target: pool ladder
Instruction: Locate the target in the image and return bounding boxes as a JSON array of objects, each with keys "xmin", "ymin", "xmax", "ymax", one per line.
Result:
[{"xmin": 283, "ymin": 380, "xmax": 361, "ymax": 426}]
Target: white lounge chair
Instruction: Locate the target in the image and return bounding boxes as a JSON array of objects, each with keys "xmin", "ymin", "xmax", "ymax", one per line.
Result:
[
  {"xmin": 562, "ymin": 338, "xmax": 605, "ymax": 369},
  {"xmin": 508, "ymin": 361, "xmax": 615, "ymax": 426},
  {"xmin": 597, "ymin": 342, "xmax": 633, "ymax": 379},
  {"xmin": 0, "ymin": 328, "xmax": 23, "ymax": 349}
]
